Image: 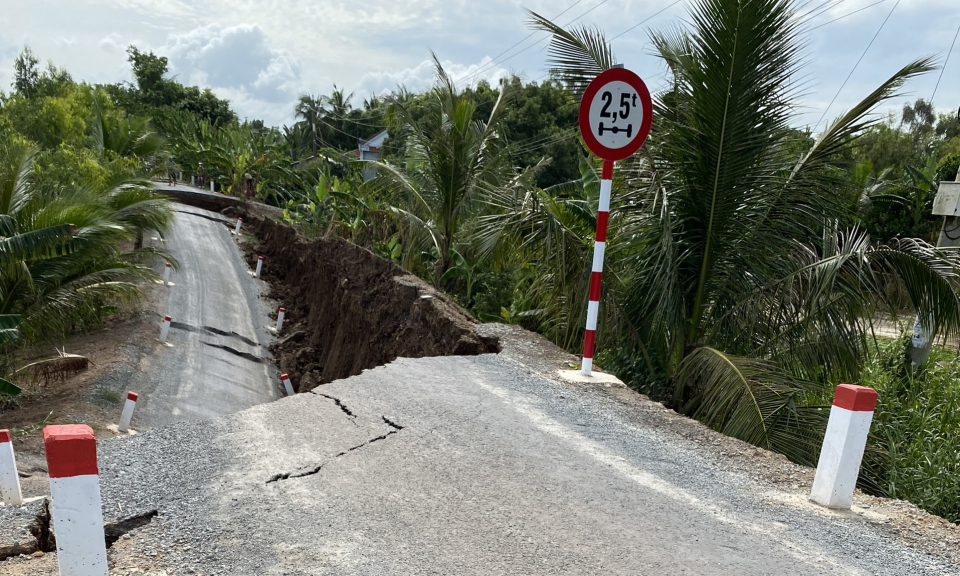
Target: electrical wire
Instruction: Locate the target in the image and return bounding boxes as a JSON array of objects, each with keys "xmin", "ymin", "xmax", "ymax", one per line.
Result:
[
  {"xmin": 932, "ymin": 20, "xmax": 960, "ymax": 104},
  {"xmin": 812, "ymin": 0, "xmax": 900, "ymax": 133},
  {"xmin": 808, "ymin": 0, "xmax": 887, "ymax": 31},
  {"xmin": 455, "ymin": 0, "xmax": 612, "ymax": 86},
  {"xmin": 457, "ymin": 0, "xmax": 587, "ymax": 85},
  {"xmin": 608, "ymin": 0, "xmax": 685, "ymax": 41}
]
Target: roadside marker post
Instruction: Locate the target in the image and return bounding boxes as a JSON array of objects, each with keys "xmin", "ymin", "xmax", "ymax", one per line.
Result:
[
  {"xmin": 276, "ymin": 307, "xmax": 285, "ymax": 333},
  {"xmin": 118, "ymin": 391, "xmax": 139, "ymax": 433},
  {"xmin": 281, "ymin": 373, "xmax": 295, "ymax": 396},
  {"xmin": 0, "ymin": 429, "xmax": 23, "ymax": 505},
  {"xmin": 160, "ymin": 315, "xmax": 172, "ymax": 343},
  {"xmin": 164, "ymin": 262, "xmax": 172, "ymax": 285},
  {"xmin": 255, "ymin": 256, "xmax": 263, "ymax": 278},
  {"xmin": 577, "ymin": 66, "xmax": 653, "ymax": 376},
  {"xmin": 810, "ymin": 384, "xmax": 878, "ymax": 509},
  {"xmin": 210, "ymin": 180, "xmax": 215, "ymax": 192},
  {"xmin": 44, "ymin": 424, "xmax": 109, "ymax": 576},
  {"xmin": 234, "ymin": 217, "xmax": 242, "ymax": 235}
]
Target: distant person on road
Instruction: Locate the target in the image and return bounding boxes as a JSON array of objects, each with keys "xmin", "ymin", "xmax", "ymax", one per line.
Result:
[{"xmin": 168, "ymin": 170, "xmax": 178, "ymax": 187}]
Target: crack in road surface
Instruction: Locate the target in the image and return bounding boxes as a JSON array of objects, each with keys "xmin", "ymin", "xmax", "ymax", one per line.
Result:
[
  {"xmin": 170, "ymin": 321, "xmax": 260, "ymax": 347},
  {"xmin": 174, "ymin": 209, "xmax": 231, "ymax": 224},
  {"xmin": 314, "ymin": 392, "xmax": 356, "ymax": 418},
  {"xmin": 265, "ymin": 428, "xmax": 400, "ymax": 484},
  {"xmin": 200, "ymin": 341, "xmax": 264, "ymax": 363}
]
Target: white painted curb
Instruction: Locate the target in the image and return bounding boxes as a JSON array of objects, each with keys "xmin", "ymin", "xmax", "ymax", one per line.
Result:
[
  {"xmin": 255, "ymin": 256, "xmax": 263, "ymax": 278},
  {"xmin": 0, "ymin": 429, "xmax": 23, "ymax": 505},
  {"xmin": 281, "ymin": 373, "xmax": 295, "ymax": 396},
  {"xmin": 234, "ymin": 217, "xmax": 242, "ymax": 235},
  {"xmin": 160, "ymin": 315, "xmax": 172, "ymax": 343},
  {"xmin": 44, "ymin": 424, "xmax": 108, "ymax": 576},
  {"xmin": 118, "ymin": 391, "xmax": 138, "ymax": 432},
  {"xmin": 163, "ymin": 262, "xmax": 172, "ymax": 285},
  {"xmin": 811, "ymin": 384, "xmax": 878, "ymax": 509},
  {"xmin": 276, "ymin": 307, "xmax": 285, "ymax": 333}
]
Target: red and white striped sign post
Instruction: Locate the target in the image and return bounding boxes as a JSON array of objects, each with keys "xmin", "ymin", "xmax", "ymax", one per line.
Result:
[
  {"xmin": 577, "ymin": 66, "xmax": 653, "ymax": 376},
  {"xmin": 0, "ymin": 429, "xmax": 23, "ymax": 505},
  {"xmin": 44, "ymin": 424, "xmax": 109, "ymax": 575},
  {"xmin": 810, "ymin": 384, "xmax": 878, "ymax": 509}
]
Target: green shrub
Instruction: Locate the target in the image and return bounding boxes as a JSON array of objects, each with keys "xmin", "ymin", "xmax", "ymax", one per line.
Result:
[{"xmin": 860, "ymin": 336, "xmax": 960, "ymax": 522}]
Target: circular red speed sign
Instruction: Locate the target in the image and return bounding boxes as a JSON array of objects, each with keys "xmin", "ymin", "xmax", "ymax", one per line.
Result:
[{"xmin": 578, "ymin": 67, "xmax": 653, "ymax": 161}]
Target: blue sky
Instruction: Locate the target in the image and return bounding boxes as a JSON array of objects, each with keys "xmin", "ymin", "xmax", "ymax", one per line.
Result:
[{"xmin": 2, "ymin": 0, "xmax": 958, "ymax": 130}]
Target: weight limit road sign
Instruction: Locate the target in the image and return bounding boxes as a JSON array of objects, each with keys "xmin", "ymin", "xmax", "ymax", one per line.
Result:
[
  {"xmin": 579, "ymin": 67, "xmax": 653, "ymax": 161},
  {"xmin": 576, "ymin": 67, "xmax": 652, "ymax": 377}
]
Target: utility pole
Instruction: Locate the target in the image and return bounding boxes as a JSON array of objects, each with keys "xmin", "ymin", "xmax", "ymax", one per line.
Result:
[{"xmin": 909, "ymin": 167, "xmax": 960, "ymax": 367}]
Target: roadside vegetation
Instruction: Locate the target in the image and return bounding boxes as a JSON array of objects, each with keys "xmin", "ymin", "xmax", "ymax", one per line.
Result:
[
  {"xmin": 0, "ymin": 48, "xmax": 175, "ymax": 397},
  {"xmin": 4, "ymin": 0, "xmax": 960, "ymax": 523}
]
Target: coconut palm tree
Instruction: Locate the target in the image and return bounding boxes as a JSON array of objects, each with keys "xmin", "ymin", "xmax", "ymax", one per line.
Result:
[
  {"xmin": 368, "ymin": 55, "xmax": 529, "ymax": 280},
  {"xmin": 517, "ymin": 0, "xmax": 959, "ymax": 465},
  {"xmin": 294, "ymin": 94, "xmax": 328, "ymax": 158},
  {"xmin": 0, "ymin": 140, "xmax": 173, "ymax": 344}
]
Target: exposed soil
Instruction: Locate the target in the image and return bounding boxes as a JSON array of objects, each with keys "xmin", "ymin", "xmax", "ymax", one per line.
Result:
[{"xmin": 227, "ymin": 208, "xmax": 499, "ymax": 393}]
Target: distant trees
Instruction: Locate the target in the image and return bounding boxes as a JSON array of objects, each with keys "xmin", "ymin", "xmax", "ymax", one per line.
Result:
[{"xmin": 105, "ymin": 47, "xmax": 235, "ymax": 127}]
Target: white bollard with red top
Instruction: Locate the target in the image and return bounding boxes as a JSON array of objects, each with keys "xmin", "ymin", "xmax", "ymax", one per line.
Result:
[
  {"xmin": 44, "ymin": 424, "xmax": 109, "ymax": 575},
  {"xmin": 810, "ymin": 384, "xmax": 878, "ymax": 509},
  {"xmin": 118, "ymin": 391, "xmax": 138, "ymax": 432},
  {"xmin": 276, "ymin": 307, "xmax": 285, "ymax": 333},
  {"xmin": 234, "ymin": 217, "xmax": 242, "ymax": 235},
  {"xmin": 0, "ymin": 429, "xmax": 23, "ymax": 505},
  {"xmin": 255, "ymin": 256, "xmax": 263, "ymax": 278},
  {"xmin": 281, "ymin": 373, "xmax": 295, "ymax": 396},
  {"xmin": 163, "ymin": 262, "xmax": 172, "ymax": 285},
  {"xmin": 160, "ymin": 315, "xmax": 172, "ymax": 343}
]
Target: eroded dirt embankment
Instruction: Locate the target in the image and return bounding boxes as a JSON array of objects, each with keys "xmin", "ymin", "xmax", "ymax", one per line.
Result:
[{"xmin": 230, "ymin": 209, "xmax": 499, "ymax": 392}]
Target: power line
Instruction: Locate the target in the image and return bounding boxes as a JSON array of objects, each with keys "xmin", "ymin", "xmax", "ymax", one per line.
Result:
[
  {"xmin": 808, "ymin": 0, "xmax": 887, "ymax": 31},
  {"xmin": 609, "ymin": 0, "xmax": 685, "ymax": 41},
  {"xmin": 464, "ymin": 0, "xmax": 587, "ymax": 80},
  {"xmin": 931, "ymin": 21, "xmax": 960, "ymax": 104},
  {"xmin": 813, "ymin": 0, "xmax": 901, "ymax": 133},
  {"xmin": 455, "ymin": 0, "xmax": 612, "ymax": 86}
]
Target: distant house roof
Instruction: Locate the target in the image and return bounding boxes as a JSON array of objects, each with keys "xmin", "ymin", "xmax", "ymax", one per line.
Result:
[{"xmin": 359, "ymin": 129, "xmax": 389, "ymax": 152}]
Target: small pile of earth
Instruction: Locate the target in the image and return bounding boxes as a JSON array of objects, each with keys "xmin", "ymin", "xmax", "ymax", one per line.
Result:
[{"xmin": 227, "ymin": 209, "xmax": 499, "ymax": 392}]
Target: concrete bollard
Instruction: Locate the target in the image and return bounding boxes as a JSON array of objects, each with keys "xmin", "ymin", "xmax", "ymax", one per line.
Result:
[
  {"xmin": 811, "ymin": 384, "xmax": 878, "ymax": 509},
  {"xmin": 45, "ymin": 425, "xmax": 108, "ymax": 575},
  {"xmin": 191, "ymin": 175, "xmax": 195, "ymax": 186},
  {"xmin": 210, "ymin": 180, "xmax": 215, "ymax": 192},
  {"xmin": 234, "ymin": 217, "xmax": 242, "ymax": 235},
  {"xmin": 118, "ymin": 391, "xmax": 138, "ymax": 433},
  {"xmin": 255, "ymin": 256, "xmax": 263, "ymax": 278},
  {"xmin": 281, "ymin": 373, "xmax": 295, "ymax": 396},
  {"xmin": 276, "ymin": 307, "xmax": 285, "ymax": 333},
  {"xmin": 0, "ymin": 429, "xmax": 23, "ymax": 505},
  {"xmin": 164, "ymin": 262, "xmax": 172, "ymax": 285},
  {"xmin": 160, "ymin": 315, "xmax": 172, "ymax": 343}
]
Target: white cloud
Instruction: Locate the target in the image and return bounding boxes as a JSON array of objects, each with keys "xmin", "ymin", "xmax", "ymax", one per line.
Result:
[
  {"xmin": 357, "ymin": 57, "xmax": 509, "ymax": 100},
  {"xmin": 160, "ymin": 23, "xmax": 302, "ymax": 104}
]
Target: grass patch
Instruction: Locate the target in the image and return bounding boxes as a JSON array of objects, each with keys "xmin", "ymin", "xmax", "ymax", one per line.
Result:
[
  {"xmin": 92, "ymin": 386, "xmax": 123, "ymax": 406},
  {"xmin": 859, "ymin": 335, "xmax": 960, "ymax": 523}
]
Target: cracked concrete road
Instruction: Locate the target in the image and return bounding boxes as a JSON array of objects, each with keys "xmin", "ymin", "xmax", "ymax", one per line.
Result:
[
  {"xmin": 137, "ymin": 205, "xmax": 281, "ymax": 428},
  {"xmin": 13, "ymin": 340, "xmax": 949, "ymax": 575}
]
